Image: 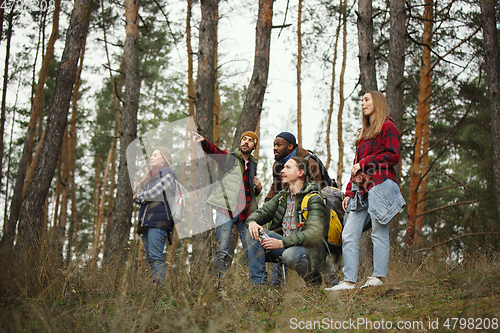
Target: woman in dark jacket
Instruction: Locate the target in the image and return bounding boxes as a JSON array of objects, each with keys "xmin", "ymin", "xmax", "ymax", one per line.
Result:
[{"xmin": 134, "ymin": 147, "xmax": 176, "ymax": 284}]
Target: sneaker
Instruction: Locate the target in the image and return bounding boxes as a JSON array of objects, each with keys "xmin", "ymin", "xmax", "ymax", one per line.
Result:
[
  {"xmin": 361, "ymin": 276, "xmax": 383, "ymax": 289},
  {"xmin": 325, "ymin": 281, "xmax": 355, "ymax": 291}
]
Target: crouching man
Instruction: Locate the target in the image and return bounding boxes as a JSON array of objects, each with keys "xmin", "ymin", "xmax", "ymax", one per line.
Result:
[{"xmin": 246, "ymin": 156, "xmax": 327, "ymax": 286}]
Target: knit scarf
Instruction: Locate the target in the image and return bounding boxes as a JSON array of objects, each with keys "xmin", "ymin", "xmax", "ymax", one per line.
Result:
[
  {"xmin": 150, "ymin": 165, "xmax": 161, "ymax": 178},
  {"xmin": 280, "ymin": 149, "xmax": 297, "ymax": 164}
]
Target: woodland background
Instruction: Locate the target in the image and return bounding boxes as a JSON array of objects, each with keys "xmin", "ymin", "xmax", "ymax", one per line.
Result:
[{"xmin": 0, "ymin": 0, "xmax": 500, "ymax": 331}]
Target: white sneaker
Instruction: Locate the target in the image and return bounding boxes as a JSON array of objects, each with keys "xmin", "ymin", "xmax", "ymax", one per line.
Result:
[
  {"xmin": 325, "ymin": 281, "xmax": 356, "ymax": 291},
  {"xmin": 361, "ymin": 276, "xmax": 383, "ymax": 289}
]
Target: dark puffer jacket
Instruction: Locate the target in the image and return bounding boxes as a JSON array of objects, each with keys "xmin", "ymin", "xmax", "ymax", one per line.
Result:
[
  {"xmin": 246, "ymin": 181, "xmax": 327, "ymax": 271},
  {"xmin": 137, "ymin": 167, "xmax": 176, "ymax": 234}
]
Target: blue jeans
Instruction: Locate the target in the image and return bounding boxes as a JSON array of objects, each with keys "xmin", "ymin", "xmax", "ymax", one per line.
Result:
[
  {"xmin": 263, "ymin": 230, "xmax": 313, "ymax": 280},
  {"xmin": 142, "ymin": 227, "xmax": 169, "ymax": 284},
  {"xmin": 342, "ymin": 192, "xmax": 389, "ymax": 283},
  {"xmin": 214, "ymin": 210, "xmax": 268, "ymax": 284}
]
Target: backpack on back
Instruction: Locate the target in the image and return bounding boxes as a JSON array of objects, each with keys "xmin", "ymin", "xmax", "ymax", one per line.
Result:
[
  {"xmin": 304, "ymin": 150, "xmax": 338, "ymax": 189},
  {"xmin": 299, "ymin": 186, "xmax": 345, "ymax": 258},
  {"xmin": 160, "ymin": 171, "xmax": 187, "ymax": 224}
]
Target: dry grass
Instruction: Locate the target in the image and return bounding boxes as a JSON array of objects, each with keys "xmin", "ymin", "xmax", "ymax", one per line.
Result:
[{"xmin": 1, "ymin": 243, "xmax": 500, "ymax": 332}]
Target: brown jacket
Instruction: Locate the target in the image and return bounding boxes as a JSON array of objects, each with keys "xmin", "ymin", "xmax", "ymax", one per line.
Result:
[{"xmin": 265, "ymin": 146, "xmax": 321, "ymax": 202}]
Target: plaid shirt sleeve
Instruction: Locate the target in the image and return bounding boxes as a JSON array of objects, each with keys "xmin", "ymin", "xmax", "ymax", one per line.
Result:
[
  {"xmin": 201, "ymin": 138, "xmax": 228, "ymax": 166},
  {"xmin": 358, "ymin": 119, "xmax": 400, "ymax": 171},
  {"xmin": 345, "ymin": 118, "xmax": 401, "ymax": 198},
  {"xmin": 136, "ymin": 173, "xmax": 176, "ymax": 203}
]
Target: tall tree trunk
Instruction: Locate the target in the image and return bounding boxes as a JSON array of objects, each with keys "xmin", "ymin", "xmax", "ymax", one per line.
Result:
[
  {"xmin": 231, "ymin": 0, "xmax": 273, "ymax": 149},
  {"xmin": 3, "ymin": 105, "xmax": 15, "ymax": 225},
  {"xmin": 15, "ymin": 0, "xmax": 92, "ymax": 266},
  {"xmin": 181, "ymin": 0, "xmax": 196, "ymax": 267},
  {"xmin": 356, "ymin": 0, "xmax": 377, "ymax": 92},
  {"xmin": 0, "ymin": 7, "xmax": 4, "ymax": 46},
  {"xmin": 195, "ymin": 0, "xmax": 217, "ymax": 141},
  {"xmin": 65, "ymin": 35, "xmax": 87, "ymax": 266},
  {"xmin": 357, "ymin": 0, "xmax": 377, "ymax": 273},
  {"xmin": 106, "ymin": 0, "xmax": 140, "ymax": 261},
  {"xmin": 386, "ymin": 0, "xmax": 406, "ymax": 135},
  {"xmin": 0, "ymin": 0, "xmax": 61, "ymax": 252},
  {"xmin": 415, "ymin": 102, "xmax": 430, "ymax": 248},
  {"xmin": 187, "ymin": 0, "xmax": 195, "ymax": 120},
  {"xmin": 93, "ymin": 150, "xmax": 113, "ymax": 267},
  {"xmin": 479, "ymin": 0, "xmax": 500, "ymax": 233},
  {"xmin": 406, "ymin": 0, "xmax": 433, "ymax": 248},
  {"xmin": 0, "ymin": 6, "xmax": 14, "ymax": 198},
  {"xmin": 213, "ymin": 13, "xmax": 220, "ymax": 146},
  {"xmin": 296, "ymin": 0, "xmax": 303, "ymax": 147},
  {"xmin": 337, "ymin": 0, "xmax": 347, "ymax": 190},
  {"xmin": 103, "ymin": 56, "xmax": 124, "ymax": 260},
  {"xmin": 50, "ymin": 155, "xmax": 63, "ymax": 253},
  {"xmin": 325, "ymin": 5, "xmax": 342, "ymax": 172},
  {"xmin": 101, "ymin": 0, "xmax": 125, "ymax": 258},
  {"xmin": 386, "ymin": 0, "xmax": 407, "ymax": 249},
  {"xmin": 192, "ymin": 0, "xmax": 219, "ymax": 272}
]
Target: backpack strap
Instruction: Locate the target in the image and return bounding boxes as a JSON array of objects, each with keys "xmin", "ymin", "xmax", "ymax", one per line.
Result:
[{"xmin": 298, "ymin": 191, "xmax": 321, "ymax": 226}]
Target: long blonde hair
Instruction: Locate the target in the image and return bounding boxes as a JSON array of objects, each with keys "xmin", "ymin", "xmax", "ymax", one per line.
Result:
[
  {"xmin": 138, "ymin": 147, "xmax": 173, "ymax": 189},
  {"xmin": 355, "ymin": 91, "xmax": 390, "ymax": 145}
]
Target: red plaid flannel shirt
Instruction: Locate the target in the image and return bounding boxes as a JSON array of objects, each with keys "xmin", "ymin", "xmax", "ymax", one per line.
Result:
[
  {"xmin": 201, "ymin": 139, "xmax": 260, "ymax": 220},
  {"xmin": 346, "ymin": 117, "xmax": 401, "ymax": 198}
]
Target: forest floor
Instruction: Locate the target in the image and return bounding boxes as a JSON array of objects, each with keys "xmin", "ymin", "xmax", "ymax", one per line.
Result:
[{"xmin": 1, "ymin": 249, "xmax": 500, "ymax": 332}]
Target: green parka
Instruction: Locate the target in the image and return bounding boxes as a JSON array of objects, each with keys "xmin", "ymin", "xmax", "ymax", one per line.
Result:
[{"xmin": 246, "ymin": 181, "xmax": 327, "ymax": 271}]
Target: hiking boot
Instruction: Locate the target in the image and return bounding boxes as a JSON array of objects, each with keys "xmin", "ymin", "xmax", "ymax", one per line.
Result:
[
  {"xmin": 361, "ymin": 276, "xmax": 383, "ymax": 289},
  {"xmin": 325, "ymin": 281, "xmax": 355, "ymax": 291}
]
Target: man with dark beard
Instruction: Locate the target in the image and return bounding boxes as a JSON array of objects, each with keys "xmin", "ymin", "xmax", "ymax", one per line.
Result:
[
  {"xmin": 193, "ymin": 131, "xmax": 268, "ymax": 286},
  {"xmin": 265, "ymin": 132, "xmax": 322, "ymax": 203}
]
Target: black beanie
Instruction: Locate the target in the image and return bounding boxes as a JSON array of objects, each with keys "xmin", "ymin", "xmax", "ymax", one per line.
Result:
[{"xmin": 276, "ymin": 132, "xmax": 297, "ymax": 148}]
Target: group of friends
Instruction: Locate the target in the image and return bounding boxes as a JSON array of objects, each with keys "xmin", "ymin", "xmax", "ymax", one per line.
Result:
[{"xmin": 133, "ymin": 91, "xmax": 406, "ymax": 291}]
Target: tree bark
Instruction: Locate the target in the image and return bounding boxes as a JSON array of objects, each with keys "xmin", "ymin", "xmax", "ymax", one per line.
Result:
[
  {"xmin": 337, "ymin": 0, "xmax": 347, "ymax": 190},
  {"xmin": 0, "ymin": 0, "xmax": 61, "ymax": 252},
  {"xmin": 386, "ymin": 0, "xmax": 406, "ymax": 135},
  {"xmin": 191, "ymin": 0, "xmax": 219, "ymax": 273},
  {"xmin": 0, "ymin": 6, "xmax": 14, "ymax": 199},
  {"xmin": 195, "ymin": 0, "xmax": 218, "ymax": 141},
  {"xmin": 357, "ymin": 0, "xmax": 377, "ymax": 92},
  {"xmin": 386, "ymin": 0, "xmax": 407, "ymax": 248},
  {"xmin": 106, "ymin": 0, "xmax": 140, "ymax": 262},
  {"xmin": 296, "ymin": 0, "xmax": 302, "ymax": 147},
  {"xmin": 231, "ymin": 0, "xmax": 273, "ymax": 149},
  {"xmin": 326, "ymin": 6, "xmax": 342, "ymax": 172},
  {"xmin": 66, "ymin": 37, "xmax": 86, "ymax": 266},
  {"xmin": 406, "ymin": 0, "xmax": 433, "ymax": 248},
  {"xmin": 15, "ymin": 0, "xmax": 92, "ymax": 262},
  {"xmin": 479, "ymin": 0, "xmax": 500, "ymax": 233}
]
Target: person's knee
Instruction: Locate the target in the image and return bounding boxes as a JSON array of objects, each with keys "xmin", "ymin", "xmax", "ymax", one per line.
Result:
[{"xmin": 282, "ymin": 248, "xmax": 309, "ymax": 270}]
